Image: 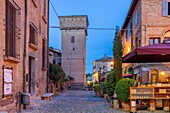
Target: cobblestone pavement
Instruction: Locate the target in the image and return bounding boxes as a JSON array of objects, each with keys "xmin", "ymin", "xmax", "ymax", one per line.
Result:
[{"xmin": 22, "ymin": 90, "xmax": 166, "ymax": 113}]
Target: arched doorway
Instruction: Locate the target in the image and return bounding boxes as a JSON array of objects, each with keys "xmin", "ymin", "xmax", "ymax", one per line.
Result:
[{"xmin": 163, "ymin": 30, "xmax": 170, "ymax": 43}]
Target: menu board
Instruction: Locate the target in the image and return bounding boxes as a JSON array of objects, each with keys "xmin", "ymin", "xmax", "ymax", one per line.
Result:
[
  {"xmin": 4, "ymin": 83, "xmax": 12, "ymax": 95},
  {"xmin": 3, "ymin": 68, "xmax": 13, "ymax": 96},
  {"xmin": 4, "ymin": 69, "xmax": 13, "ymax": 83}
]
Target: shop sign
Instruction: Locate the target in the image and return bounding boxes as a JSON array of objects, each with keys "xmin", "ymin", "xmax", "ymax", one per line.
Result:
[{"xmin": 142, "ymin": 68, "xmax": 150, "ymax": 71}]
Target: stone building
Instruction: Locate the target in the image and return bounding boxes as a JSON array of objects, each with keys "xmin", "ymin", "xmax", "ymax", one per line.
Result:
[
  {"xmin": 92, "ymin": 55, "xmax": 114, "ymax": 82},
  {"xmin": 121, "ymin": 0, "xmax": 170, "ymax": 84},
  {"xmin": 59, "ymin": 15, "xmax": 88, "ymax": 88},
  {"xmin": 0, "ymin": 0, "xmax": 49, "ymax": 112},
  {"xmin": 49, "ymin": 47, "xmax": 61, "ymax": 65}
]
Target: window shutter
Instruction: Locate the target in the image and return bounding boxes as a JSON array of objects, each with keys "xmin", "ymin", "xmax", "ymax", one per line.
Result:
[{"xmin": 162, "ymin": 0, "xmax": 168, "ymax": 16}]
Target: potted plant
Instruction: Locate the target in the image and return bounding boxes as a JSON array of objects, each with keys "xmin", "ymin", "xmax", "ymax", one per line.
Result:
[
  {"xmin": 49, "ymin": 63, "xmax": 66, "ymax": 94},
  {"xmin": 105, "ymin": 71, "xmax": 116, "ymax": 107},
  {"xmin": 93, "ymin": 83, "xmax": 101, "ymax": 97},
  {"xmin": 115, "ymin": 78, "xmax": 135, "ymax": 111},
  {"xmin": 100, "ymin": 82, "xmax": 107, "ymax": 98}
]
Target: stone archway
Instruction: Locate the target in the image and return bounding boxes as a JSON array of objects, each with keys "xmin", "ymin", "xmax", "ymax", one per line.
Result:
[{"xmin": 163, "ymin": 30, "xmax": 170, "ymax": 42}]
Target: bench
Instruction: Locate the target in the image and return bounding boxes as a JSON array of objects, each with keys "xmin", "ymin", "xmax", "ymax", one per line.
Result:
[{"xmin": 41, "ymin": 93, "xmax": 54, "ymax": 100}]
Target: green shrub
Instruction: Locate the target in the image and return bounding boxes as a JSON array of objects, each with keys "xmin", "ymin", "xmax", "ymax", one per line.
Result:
[
  {"xmin": 105, "ymin": 71, "xmax": 116, "ymax": 97},
  {"xmin": 100, "ymin": 82, "xmax": 107, "ymax": 94},
  {"xmin": 115, "ymin": 78, "xmax": 135, "ymax": 102},
  {"xmin": 93, "ymin": 83, "xmax": 101, "ymax": 92}
]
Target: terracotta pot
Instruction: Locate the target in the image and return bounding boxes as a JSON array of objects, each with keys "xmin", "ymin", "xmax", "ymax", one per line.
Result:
[
  {"xmin": 95, "ymin": 91, "xmax": 101, "ymax": 97},
  {"xmin": 121, "ymin": 101, "xmax": 130, "ymax": 111}
]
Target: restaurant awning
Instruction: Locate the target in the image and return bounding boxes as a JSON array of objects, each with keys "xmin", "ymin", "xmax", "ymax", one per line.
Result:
[
  {"xmin": 123, "ymin": 74, "xmax": 133, "ymax": 78},
  {"xmin": 123, "ymin": 43, "xmax": 170, "ymax": 63},
  {"xmin": 99, "ymin": 76, "xmax": 106, "ymax": 82}
]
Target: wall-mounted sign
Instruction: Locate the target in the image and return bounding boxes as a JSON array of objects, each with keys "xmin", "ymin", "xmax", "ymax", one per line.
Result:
[
  {"xmin": 4, "ymin": 83, "xmax": 12, "ymax": 95},
  {"xmin": 3, "ymin": 66, "xmax": 13, "ymax": 97},
  {"xmin": 4, "ymin": 69, "xmax": 13, "ymax": 83}
]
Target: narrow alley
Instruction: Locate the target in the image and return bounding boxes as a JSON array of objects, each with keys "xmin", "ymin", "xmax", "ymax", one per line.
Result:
[
  {"xmin": 22, "ymin": 90, "xmax": 126, "ymax": 113},
  {"xmin": 21, "ymin": 90, "xmax": 167, "ymax": 113}
]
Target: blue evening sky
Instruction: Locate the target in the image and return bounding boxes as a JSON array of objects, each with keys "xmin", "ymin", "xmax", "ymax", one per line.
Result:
[{"xmin": 49, "ymin": 0, "xmax": 132, "ymax": 74}]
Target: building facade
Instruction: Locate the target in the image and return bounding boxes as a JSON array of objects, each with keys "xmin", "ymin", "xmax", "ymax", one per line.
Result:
[
  {"xmin": 122, "ymin": 0, "xmax": 170, "ymax": 84},
  {"xmin": 59, "ymin": 15, "xmax": 88, "ymax": 87},
  {"xmin": 92, "ymin": 55, "xmax": 114, "ymax": 82},
  {"xmin": 49, "ymin": 47, "xmax": 61, "ymax": 65},
  {"xmin": 0, "ymin": 0, "xmax": 49, "ymax": 112}
]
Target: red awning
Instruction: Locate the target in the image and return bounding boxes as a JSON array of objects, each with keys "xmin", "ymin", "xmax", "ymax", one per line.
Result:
[
  {"xmin": 123, "ymin": 43, "xmax": 170, "ymax": 63},
  {"xmin": 122, "ymin": 74, "xmax": 133, "ymax": 78},
  {"xmin": 99, "ymin": 76, "xmax": 106, "ymax": 82}
]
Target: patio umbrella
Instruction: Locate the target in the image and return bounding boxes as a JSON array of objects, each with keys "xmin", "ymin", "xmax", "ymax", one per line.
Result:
[{"xmin": 123, "ymin": 43, "xmax": 170, "ymax": 63}]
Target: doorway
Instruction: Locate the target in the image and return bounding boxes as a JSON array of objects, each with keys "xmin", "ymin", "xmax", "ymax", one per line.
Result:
[
  {"xmin": 29, "ymin": 56, "xmax": 36, "ymax": 96},
  {"xmin": 151, "ymin": 69, "xmax": 158, "ymax": 84}
]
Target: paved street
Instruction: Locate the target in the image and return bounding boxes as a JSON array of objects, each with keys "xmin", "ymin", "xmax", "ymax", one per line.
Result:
[{"xmin": 22, "ymin": 90, "xmax": 166, "ymax": 113}]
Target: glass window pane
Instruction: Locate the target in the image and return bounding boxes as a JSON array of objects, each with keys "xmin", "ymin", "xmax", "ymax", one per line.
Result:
[
  {"xmin": 168, "ymin": 2, "xmax": 170, "ymax": 15},
  {"xmin": 154, "ymin": 39, "xmax": 159, "ymax": 44},
  {"xmin": 149, "ymin": 39, "xmax": 154, "ymax": 45}
]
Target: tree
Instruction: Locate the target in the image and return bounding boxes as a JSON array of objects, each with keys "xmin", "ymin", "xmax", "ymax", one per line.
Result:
[
  {"xmin": 49, "ymin": 63, "xmax": 65, "ymax": 82},
  {"xmin": 113, "ymin": 26, "xmax": 123, "ymax": 82},
  {"xmin": 105, "ymin": 71, "xmax": 116, "ymax": 97},
  {"xmin": 86, "ymin": 73, "xmax": 91, "ymax": 78},
  {"xmin": 49, "ymin": 63, "xmax": 66, "ymax": 93}
]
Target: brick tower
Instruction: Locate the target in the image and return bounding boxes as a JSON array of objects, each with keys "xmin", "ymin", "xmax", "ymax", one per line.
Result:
[{"xmin": 59, "ymin": 15, "xmax": 88, "ymax": 89}]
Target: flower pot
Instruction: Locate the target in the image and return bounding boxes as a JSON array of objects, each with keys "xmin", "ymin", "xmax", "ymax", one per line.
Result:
[
  {"xmin": 121, "ymin": 101, "xmax": 130, "ymax": 111},
  {"xmin": 95, "ymin": 91, "xmax": 101, "ymax": 97}
]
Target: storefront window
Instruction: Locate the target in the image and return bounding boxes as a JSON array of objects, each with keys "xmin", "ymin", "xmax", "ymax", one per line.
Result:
[{"xmin": 151, "ymin": 69, "xmax": 158, "ymax": 84}]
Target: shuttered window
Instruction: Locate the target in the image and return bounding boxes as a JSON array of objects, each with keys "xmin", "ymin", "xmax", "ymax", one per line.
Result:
[
  {"xmin": 29, "ymin": 24, "xmax": 38, "ymax": 45},
  {"xmin": 42, "ymin": 39, "xmax": 47, "ymax": 69},
  {"xmin": 6, "ymin": 0, "xmax": 16, "ymax": 58},
  {"xmin": 44, "ymin": 0, "xmax": 46, "ymax": 17},
  {"xmin": 162, "ymin": 0, "xmax": 170, "ymax": 16}
]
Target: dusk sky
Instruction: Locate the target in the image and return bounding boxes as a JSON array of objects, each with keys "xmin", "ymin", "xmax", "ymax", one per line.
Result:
[{"xmin": 49, "ymin": 0, "xmax": 132, "ymax": 74}]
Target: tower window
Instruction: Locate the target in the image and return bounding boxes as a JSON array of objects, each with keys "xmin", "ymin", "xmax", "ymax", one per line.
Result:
[
  {"xmin": 71, "ymin": 36, "xmax": 75, "ymax": 43},
  {"xmin": 73, "ymin": 48, "xmax": 75, "ymax": 51}
]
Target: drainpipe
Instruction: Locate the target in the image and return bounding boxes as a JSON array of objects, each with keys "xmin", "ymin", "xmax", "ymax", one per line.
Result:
[
  {"xmin": 20, "ymin": 0, "xmax": 27, "ymax": 110},
  {"xmin": 46, "ymin": 0, "xmax": 50, "ymax": 93},
  {"xmin": 23, "ymin": 0, "xmax": 27, "ymax": 93}
]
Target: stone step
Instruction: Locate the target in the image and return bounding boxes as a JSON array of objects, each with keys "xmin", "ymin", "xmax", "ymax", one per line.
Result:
[
  {"xmin": 26, "ymin": 100, "xmax": 47, "ymax": 110},
  {"xmin": 29, "ymin": 97, "xmax": 41, "ymax": 106},
  {"xmin": 0, "ymin": 111, "xmax": 8, "ymax": 113}
]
